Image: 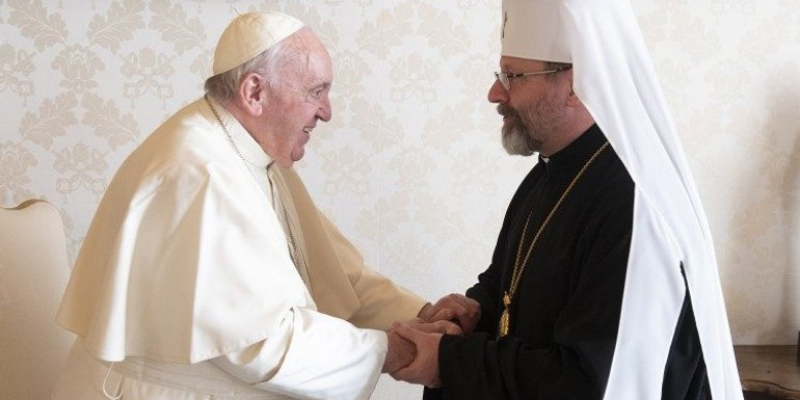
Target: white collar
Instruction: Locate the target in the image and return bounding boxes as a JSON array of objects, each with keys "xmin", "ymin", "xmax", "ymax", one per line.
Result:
[{"xmin": 206, "ymin": 96, "xmax": 273, "ymax": 169}]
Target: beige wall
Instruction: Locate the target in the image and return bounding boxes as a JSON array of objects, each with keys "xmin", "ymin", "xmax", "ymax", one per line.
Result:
[{"xmin": 1, "ymin": 0, "xmax": 798, "ymax": 398}]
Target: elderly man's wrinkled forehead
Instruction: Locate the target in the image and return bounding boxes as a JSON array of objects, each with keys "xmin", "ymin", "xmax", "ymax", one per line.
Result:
[
  {"xmin": 277, "ymin": 29, "xmax": 331, "ymax": 76},
  {"xmin": 277, "ymin": 27, "xmax": 333, "ymax": 84}
]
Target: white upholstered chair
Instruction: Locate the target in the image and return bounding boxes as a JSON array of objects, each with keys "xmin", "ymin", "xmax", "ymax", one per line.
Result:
[{"xmin": 0, "ymin": 200, "xmax": 74, "ymax": 400}]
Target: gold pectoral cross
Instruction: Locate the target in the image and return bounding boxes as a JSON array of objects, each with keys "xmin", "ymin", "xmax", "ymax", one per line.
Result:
[{"xmin": 498, "ymin": 292, "xmax": 512, "ymax": 338}]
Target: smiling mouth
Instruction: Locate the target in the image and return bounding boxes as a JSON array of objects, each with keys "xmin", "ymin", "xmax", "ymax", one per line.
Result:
[{"xmin": 303, "ymin": 127, "xmax": 313, "ymax": 134}]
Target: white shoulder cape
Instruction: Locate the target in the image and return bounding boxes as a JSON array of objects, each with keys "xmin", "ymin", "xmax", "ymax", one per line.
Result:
[{"xmin": 56, "ymin": 99, "xmax": 425, "ymax": 364}]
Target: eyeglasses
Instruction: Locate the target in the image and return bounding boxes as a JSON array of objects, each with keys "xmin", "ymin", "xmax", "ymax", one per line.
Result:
[{"xmin": 494, "ymin": 66, "xmax": 572, "ymax": 91}]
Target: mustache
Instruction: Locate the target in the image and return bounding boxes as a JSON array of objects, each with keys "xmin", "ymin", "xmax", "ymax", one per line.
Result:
[{"xmin": 497, "ymin": 104, "xmax": 517, "ymax": 118}]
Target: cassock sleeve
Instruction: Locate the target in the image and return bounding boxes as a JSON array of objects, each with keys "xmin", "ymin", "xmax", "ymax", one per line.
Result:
[
  {"xmin": 464, "ymin": 244, "xmax": 504, "ymax": 336},
  {"xmin": 212, "ymin": 307, "xmax": 387, "ymax": 400},
  {"xmin": 464, "ymin": 168, "xmax": 540, "ymax": 336},
  {"xmin": 434, "ymin": 187, "xmax": 633, "ymax": 400}
]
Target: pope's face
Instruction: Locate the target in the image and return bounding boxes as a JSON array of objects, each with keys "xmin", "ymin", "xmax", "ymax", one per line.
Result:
[{"xmin": 261, "ymin": 31, "xmax": 333, "ymax": 168}]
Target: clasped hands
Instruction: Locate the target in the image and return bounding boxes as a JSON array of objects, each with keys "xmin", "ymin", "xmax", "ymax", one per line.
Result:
[{"xmin": 382, "ymin": 294, "xmax": 480, "ymax": 388}]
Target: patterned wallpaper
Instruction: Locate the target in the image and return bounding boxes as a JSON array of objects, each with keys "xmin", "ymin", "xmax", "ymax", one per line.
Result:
[{"xmin": 1, "ymin": 0, "xmax": 798, "ymax": 398}]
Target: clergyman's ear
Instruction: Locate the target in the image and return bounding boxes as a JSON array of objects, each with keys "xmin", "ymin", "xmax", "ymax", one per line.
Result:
[{"xmin": 566, "ymin": 84, "xmax": 582, "ymax": 108}]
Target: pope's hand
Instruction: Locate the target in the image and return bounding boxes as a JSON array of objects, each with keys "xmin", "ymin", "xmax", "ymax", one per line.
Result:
[
  {"xmin": 382, "ymin": 328, "xmax": 416, "ymax": 374},
  {"xmin": 390, "ymin": 323, "xmax": 443, "ymax": 388}
]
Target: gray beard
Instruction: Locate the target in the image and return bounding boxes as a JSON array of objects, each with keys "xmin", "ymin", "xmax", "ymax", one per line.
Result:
[
  {"xmin": 499, "ymin": 104, "xmax": 537, "ymax": 156},
  {"xmin": 497, "ymin": 96, "xmax": 561, "ymax": 157},
  {"xmin": 502, "ymin": 126, "xmax": 535, "ymax": 156}
]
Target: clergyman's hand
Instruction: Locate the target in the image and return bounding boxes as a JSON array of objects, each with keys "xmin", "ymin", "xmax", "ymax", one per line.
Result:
[
  {"xmin": 421, "ymin": 293, "xmax": 481, "ymax": 334},
  {"xmin": 390, "ymin": 323, "xmax": 443, "ymax": 388},
  {"xmin": 417, "ymin": 302, "xmax": 454, "ymax": 323},
  {"xmin": 405, "ymin": 318, "xmax": 463, "ymax": 336},
  {"xmin": 382, "ymin": 328, "xmax": 416, "ymax": 374}
]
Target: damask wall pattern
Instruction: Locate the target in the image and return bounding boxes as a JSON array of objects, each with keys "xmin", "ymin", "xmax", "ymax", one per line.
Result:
[{"xmin": 1, "ymin": 0, "xmax": 798, "ymax": 398}]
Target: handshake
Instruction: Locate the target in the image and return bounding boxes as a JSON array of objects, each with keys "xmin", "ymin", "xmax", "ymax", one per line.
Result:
[{"xmin": 381, "ymin": 293, "xmax": 481, "ymax": 388}]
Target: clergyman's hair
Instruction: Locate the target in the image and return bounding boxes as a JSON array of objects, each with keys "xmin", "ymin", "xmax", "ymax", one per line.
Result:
[
  {"xmin": 544, "ymin": 61, "xmax": 572, "ymax": 78},
  {"xmin": 204, "ymin": 27, "xmax": 308, "ymax": 105}
]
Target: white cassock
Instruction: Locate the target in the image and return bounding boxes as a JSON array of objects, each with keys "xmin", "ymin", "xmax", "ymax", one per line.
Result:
[{"xmin": 52, "ymin": 97, "xmax": 426, "ymax": 400}]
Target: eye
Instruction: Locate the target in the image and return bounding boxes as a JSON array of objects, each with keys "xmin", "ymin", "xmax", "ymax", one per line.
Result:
[{"xmin": 309, "ymin": 83, "xmax": 330, "ymax": 100}]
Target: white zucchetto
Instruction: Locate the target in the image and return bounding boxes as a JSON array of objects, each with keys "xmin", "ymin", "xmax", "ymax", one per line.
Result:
[{"xmin": 212, "ymin": 11, "xmax": 304, "ymax": 76}]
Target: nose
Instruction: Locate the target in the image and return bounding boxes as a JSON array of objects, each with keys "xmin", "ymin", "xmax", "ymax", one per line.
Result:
[
  {"xmin": 487, "ymin": 79, "xmax": 509, "ymax": 104},
  {"xmin": 317, "ymin": 95, "xmax": 332, "ymax": 122}
]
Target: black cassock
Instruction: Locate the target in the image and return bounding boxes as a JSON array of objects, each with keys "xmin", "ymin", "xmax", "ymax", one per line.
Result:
[{"xmin": 425, "ymin": 126, "xmax": 710, "ymax": 400}]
